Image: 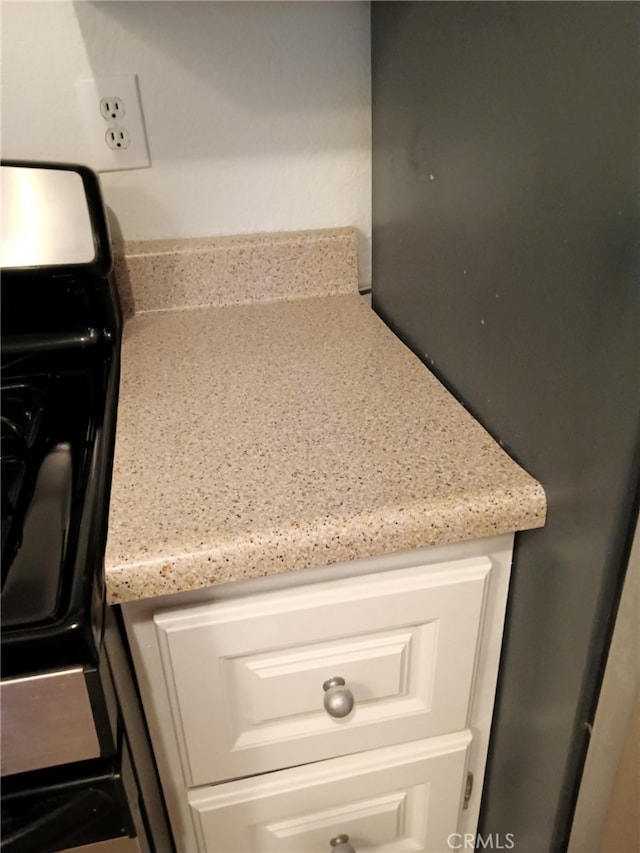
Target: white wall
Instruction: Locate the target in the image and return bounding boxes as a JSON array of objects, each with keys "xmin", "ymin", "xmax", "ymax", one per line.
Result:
[
  {"xmin": 1, "ymin": 1, "xmax": 372, "ymax": 284},
  {"xmin": 568, "ymin": 516, "xmax": 640, "ymax": 852}
]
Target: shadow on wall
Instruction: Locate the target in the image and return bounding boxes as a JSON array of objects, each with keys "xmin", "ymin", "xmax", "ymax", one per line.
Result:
[{"xmin": 73, "ymin": 0, "xmax": 371, "ymax": 160}]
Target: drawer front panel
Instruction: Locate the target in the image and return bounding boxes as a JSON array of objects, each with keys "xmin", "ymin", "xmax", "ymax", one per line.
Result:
[
  {"xmin": 188, "ymin": 731, "xmax": 472, "ymax": 852},
  {"xmin": 225, "ymin": 623, "xmax": 434, "ymax": 731},
  {"xmin": 155, "ymin": 556, "xmax": 491, "ymax": 786}
]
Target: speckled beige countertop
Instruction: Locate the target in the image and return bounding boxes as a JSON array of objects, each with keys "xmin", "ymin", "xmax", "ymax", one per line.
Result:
[{"xmin": 105, "ymin": 228, "xmax": 546, "ymax": 604}]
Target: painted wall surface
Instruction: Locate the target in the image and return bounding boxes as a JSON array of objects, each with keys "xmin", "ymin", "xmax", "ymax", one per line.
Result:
[
  {"xmin": 1, "ymin": 1, "xmax": 372, "ymax": 284},
  {"xmin": 372, "ymin": 3, "xmax": 639, "ymax": 849}
]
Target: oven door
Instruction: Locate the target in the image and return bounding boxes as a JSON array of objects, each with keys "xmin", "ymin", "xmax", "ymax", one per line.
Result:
[
  {"xmin": 0, "ymin": 740, "xmax": 145, "ymax": 853},
  {"xmin": 0, "ymin": 650, "xmax": 149, "ymax": 853}
]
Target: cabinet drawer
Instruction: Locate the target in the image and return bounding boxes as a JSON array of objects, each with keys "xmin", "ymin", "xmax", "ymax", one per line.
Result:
[
  {"xmin": 188, "ymin": 731, "xmax": 472, "ymax": 852},
  {"xmin": 154, "ymin": 556, "xmax": 491, "ymax": 787}
]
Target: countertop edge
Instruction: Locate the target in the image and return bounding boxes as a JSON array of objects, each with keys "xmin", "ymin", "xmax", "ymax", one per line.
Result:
[{"xmin": 107, "ymin": 482, "xmax": 546, "ymax": 604}]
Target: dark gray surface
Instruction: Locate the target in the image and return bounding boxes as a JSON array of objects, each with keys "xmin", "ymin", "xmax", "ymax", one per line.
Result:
[{"xmin": 372, "ymin": 3, "xmax": 640, "ymax": 850}]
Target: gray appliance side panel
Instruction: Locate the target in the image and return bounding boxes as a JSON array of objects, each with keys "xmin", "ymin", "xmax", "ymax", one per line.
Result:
[{"xmin": 372, "ymin": 3, "xmax": 640, "ymax": 850}]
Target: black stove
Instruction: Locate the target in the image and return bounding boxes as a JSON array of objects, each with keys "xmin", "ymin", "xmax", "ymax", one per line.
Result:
[
  {"xmin": 1, "ymin": 181, "xmax": 120, "ymax": 678},
  {"xmin": 0, "ymin": 161, "xmax": 159, "ymax": 853}
]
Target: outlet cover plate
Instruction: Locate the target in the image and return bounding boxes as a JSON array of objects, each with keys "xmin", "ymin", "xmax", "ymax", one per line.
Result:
[{"xmin": 77, "ymin": 75, "xmax": 150, "ymax": 172}]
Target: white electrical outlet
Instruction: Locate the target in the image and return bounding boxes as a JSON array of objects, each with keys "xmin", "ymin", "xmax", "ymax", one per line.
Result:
[
  {"xmin": 100, "ymin": 97, "xmax": 125, "ymax": 121},
  {"xmin": 77, "ymin": 75, "xmax": 150, "ymax": 172},
  {"xmin": 105, "ymin": 128, "xmax": 131, "ymax": 150}
]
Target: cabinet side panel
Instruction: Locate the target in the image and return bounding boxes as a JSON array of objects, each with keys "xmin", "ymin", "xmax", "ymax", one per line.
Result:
[{"xmin": 121, "ymin": 604, "xmax": 200, "ymax": 853}]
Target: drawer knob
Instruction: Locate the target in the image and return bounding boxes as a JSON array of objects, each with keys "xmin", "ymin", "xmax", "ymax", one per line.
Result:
[
  {"xmin": 322, "ymin": 677, "xmax": 354, "ymax": 718},
  {"xmin": 330, "ymin": 834, "xmax": 356, "ymax": 853}
]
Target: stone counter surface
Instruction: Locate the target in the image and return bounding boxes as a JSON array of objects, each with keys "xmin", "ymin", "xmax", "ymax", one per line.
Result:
[{"xmin": 105, "ymin": 228, "xmax": 546, "ymax": 603}]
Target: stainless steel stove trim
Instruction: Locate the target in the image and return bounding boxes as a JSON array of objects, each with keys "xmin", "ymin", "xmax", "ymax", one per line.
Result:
[
  {"xmin": 0, "ymin": 666, "xmax": 101, "ymax": 776},
  {"xmin": 1, "ymin": 165, "xmax": 96, "ymax": 269}
]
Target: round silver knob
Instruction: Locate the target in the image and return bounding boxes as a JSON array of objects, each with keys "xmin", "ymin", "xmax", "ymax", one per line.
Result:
[
  {"xmin": 330, "ymin": 834, "xmax": 356, "ymax": 853},
  {"xmin": 322, "ymin": 677, "xmax": 354, "ymax": 718}
]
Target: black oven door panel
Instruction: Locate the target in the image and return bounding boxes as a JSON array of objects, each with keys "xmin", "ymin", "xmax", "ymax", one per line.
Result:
[{"xmin": 1, "ymin": 757, "xmax": 138, "ymax": 853}]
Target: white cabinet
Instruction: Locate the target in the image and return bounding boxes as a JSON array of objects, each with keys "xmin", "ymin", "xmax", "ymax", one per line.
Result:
[
  {"xmin": 154, "ymin": 557, "xmax": 490, "ymax": 786},
  {"xmin": 189, "ymin": 733, "xmax": 472, "ymax": 853},
  {"xmin": 122, "ymin": 535, "xmax": 515, "ymax": 853}
]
